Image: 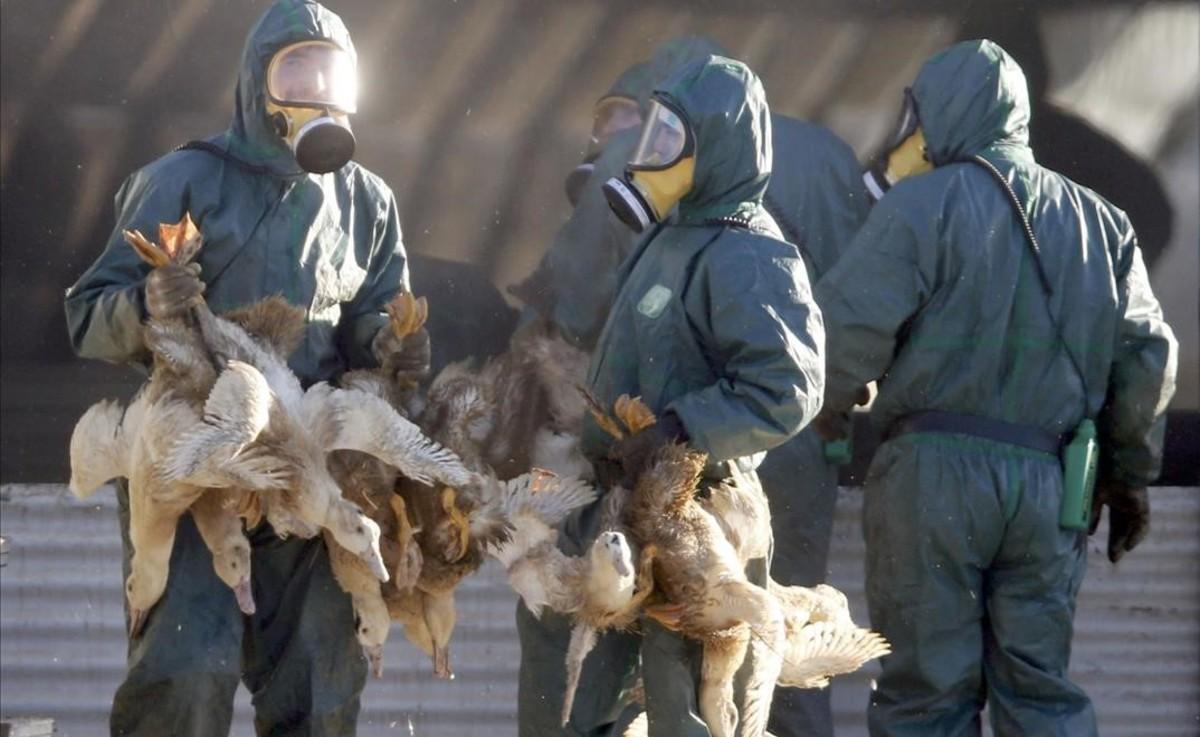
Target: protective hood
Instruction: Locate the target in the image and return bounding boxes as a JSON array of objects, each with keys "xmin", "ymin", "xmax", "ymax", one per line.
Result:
[
  {"xmin": 653, "ymin": 55, "xmax": 771, "ymax": 225},
  {"xmin": 227, "ymin": 0, "xmax": 357, "ymax": 176},
  {"xmin": 911, "ymin": 39, "xmax": 1031, "ymax": 165},
  {"xmin": 640, "ymin": 35, "xmax": 728, "ymax": 112},
  {"xmin": 603, "ymin": 61, "xmax": 652, "ymax": 108}
]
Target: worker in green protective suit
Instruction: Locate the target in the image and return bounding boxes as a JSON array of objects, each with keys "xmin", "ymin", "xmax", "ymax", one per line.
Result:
[
  {"xmin": 63, "ymin": 2, "xmax": 424, "ymax": 734},
  {"xmin": 512, "ymin": 35, "xmax": 868, "ymax": 737},
  {"xmin": 527, "ymin": 54, "xmax": 823, "ymax": 737},
  {"xmin": 815, "ymin": 40, "xmax": 1177, "ymax": 737},
  {"xmin": 595, "ymin": 54, "xmax": 825, "ymax": 737}
]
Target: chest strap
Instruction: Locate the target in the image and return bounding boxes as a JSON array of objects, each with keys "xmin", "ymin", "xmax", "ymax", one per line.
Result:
[{"xmin": 886, "ymin": 410, "xmax": 1063, "ymax": 456}]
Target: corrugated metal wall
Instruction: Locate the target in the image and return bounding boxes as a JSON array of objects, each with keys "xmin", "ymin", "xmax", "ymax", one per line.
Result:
[{"xmin": 2, "ymin": 483, "xmax": 1196, "ymax": 736}]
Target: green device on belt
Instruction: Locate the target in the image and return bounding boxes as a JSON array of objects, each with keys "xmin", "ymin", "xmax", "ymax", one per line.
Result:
[
  {"xmin": 1059, "ymin": 418, "xmax": 1098, "ymax": 531},
  {"xmin": 824, "ymin": 437, "xmax": 853, "ymax": 466},
  {"xmin": 969, "ymin": 155, "xmax": 1101, "ymax": 533}
]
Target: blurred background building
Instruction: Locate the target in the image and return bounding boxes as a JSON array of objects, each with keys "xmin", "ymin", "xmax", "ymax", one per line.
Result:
[
  {"xmin": 0, "ymin": 0, "xmax": 1196, "ymax": 482},
  {"xmin": 1, "ymin": 0, "xmax": 1197, "ymax": 734}
]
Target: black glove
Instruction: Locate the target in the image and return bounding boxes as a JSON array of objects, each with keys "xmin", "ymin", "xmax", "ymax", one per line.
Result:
[
  {"xmin": 373, "ymin": 326, "xmax": 432, "ymax": 380},
  {"xmin": 610, "ymin": 411, "xmax": 687, "ymax": 481},
  {"xmin": 145, "ymin": 263, "xmax": 204, "ymax": 320},
  {"xmin": 1088, "ymin": 479, "xmax": 1150, "ymax": 563},
  {"xmin": 812, "ymin": 408, "xmax": 852, "ymax": 443}
]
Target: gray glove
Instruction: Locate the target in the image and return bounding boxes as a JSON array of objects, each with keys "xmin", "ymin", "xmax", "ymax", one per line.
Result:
[
  {"xmin": 372, "ymin": 326, "xmax": 432, "ymax": 380},
  {"xmin": 145, "ymin": 263, "xmax": 204, "ymax": 320},
  {"xmin": 1089, "ymin": 479, "xmax": 1150, "ymax": 563}
]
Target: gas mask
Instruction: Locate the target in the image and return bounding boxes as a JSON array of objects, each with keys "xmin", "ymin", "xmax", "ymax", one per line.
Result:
[
  {"xmin": 564, "ymin": 95, "xmax": 643, "ymax": 206},
  {"xmin": 602, "ymin": 98, "xmax": 695, "ymax": 233},
  {"xmin": 862, "ymin": 88, "xmax": 932, "ymax": 202},
  {"xmin": 265, "ymin": 40, "xmax": 358, "ymax": 174}
]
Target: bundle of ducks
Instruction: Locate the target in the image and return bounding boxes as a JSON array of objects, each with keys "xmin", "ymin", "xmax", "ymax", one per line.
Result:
[
  {"xmin": 69, "ymin": 215, "xmax": 600, "ymax": 677},
  {"xmin": 491, "ymin": 394, "xmax": 892, "ymax": 737}
]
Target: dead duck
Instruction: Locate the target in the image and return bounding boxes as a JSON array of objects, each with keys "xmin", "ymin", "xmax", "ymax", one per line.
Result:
[
  {"xmin": 487, "ymin": 480, "xmax": 657, "ymax": 728},
  {"xmin": 68, "ymin": 376, "xmax": 265, "ymax": 633},
  {"xmin": 630, "ymin": 442, "xmax": 784, "ymax": 737},
  {"xmin": 586, "ymin": 394, "xmax": 784, "ymax": 737},
  {"xmin": 325, "ymin": 529, "xmax": 392, "ymax": 678}
]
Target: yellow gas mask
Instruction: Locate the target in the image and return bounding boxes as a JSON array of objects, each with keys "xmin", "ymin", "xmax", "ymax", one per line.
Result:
[
  {"xmin": 264, "ymin": 40, "xmax": 358, "ymax": 173},
  {"xmin": 863, "ymin": 88, "xmax": 933, "ymax": 201},
  {"xmin": 603, "ymin": 99, "xmax": 696, "ymax": 233}
]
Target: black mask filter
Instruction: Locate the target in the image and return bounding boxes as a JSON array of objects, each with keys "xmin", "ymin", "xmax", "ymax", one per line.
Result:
[{"xmin": 292, "ymin": 115, "xmax": 356, "ymax": 174}]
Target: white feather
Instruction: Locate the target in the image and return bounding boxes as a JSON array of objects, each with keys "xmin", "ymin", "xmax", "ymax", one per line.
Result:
[
  {"xmin": 69, "ymin": 398, "xmax": 134, "ymax": 498},
  {"xmin": 500, "ymin": 472, "xmax": 598, "ymax": 524},
  {"xmin": 486, "ymin": 513, "xmax": 555, "ymax": 569},
  {"xmin": 319, "ymin": 387, "xmax": 475, "ymax": 487},
  {"xmin": 779, "ymin": 621, "xmax": 891, "ymax": 689},
  {"xmin": 161, "ymin": 361, "xmax": 272, "ymax": 484}
]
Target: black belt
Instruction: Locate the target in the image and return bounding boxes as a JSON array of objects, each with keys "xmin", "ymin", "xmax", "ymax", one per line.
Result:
[{"xmin": 886, "ymin": 410, "xmax": 1063, "ymax": 455}]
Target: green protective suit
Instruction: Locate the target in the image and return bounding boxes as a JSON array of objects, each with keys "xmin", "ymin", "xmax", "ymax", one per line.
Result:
[
  {"xmin": 515, "ymin": 36, "xmax": 867, "ymax": 737},
  {"xmin": 65, "ymin": 0, "xmax": 405, "ymax": 386},
  {"xmin": 63, "ymin": 2, "xmax": 404, "ymax": 733},
  {"xmin": 815, "ymin": 40, "xmax": 1178, "ymax": 737},
  {"xmin": 592, "ymin": 55, "xmax": 821, "ymax": 737}
]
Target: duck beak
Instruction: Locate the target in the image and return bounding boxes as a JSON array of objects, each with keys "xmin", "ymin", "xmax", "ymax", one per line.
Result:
[
  {"xmin": 128, "ymin": 608, "xmax": 148, "ymax": 638},
  {"xmin": 612, "ymin": 554, "xmax": 632, "ymax": 579},
  {"xmin": 432, "ymin": 645, "xmax": 453, "ymax": 680},
  {"xmin": 366, "ymin": 551, "xmax": 390, "ymax": 583},
  {"xmin": 364, "ymin": 644, "xmax": 385, "ymax": 679},
  {"xmin": 234, "ymin": 577, "xmax": 256, "ymax": 615}
]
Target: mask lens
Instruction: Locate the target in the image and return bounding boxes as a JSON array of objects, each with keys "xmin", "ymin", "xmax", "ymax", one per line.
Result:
[
  {"xmin": 630, "ymin": 100, "xmax": 688, "ymax": 170},
  {"xmin": 882, "ymin": 88, "xmax": 919, "ymax": 151},
  {"xmin": 591, "ymin": 96, "xmax": 642, "ymax": 150},
  {"xmin": 268, "ymin": 41, "xmax": 357, "ymax": 112}
]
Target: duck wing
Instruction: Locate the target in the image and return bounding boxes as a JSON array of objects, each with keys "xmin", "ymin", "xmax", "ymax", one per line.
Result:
[
  {"xmin": 314, "ymin": 385, "xmax": 475, "ymax": 489},
  {"xmin": 778, "ymin": 621, "xmax": 891, "ymax": 689},
  {"xmin": 69, "ymin": 397, "xmax": 136, "ymax": 498},
  {"xmin": 160, "ymin": 361, "xmax": 275, "ymax": 487},
  {"xmin": 499, "ymin": 470, "xmax": 598, "ymax": 524}
]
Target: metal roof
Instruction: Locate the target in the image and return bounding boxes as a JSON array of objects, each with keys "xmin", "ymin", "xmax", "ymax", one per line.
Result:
[{"xmin": 2, "ymin": 483, "xmax": 1196, "ymax": 736}]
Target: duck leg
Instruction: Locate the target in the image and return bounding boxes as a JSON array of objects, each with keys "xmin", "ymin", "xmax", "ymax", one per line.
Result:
[{"xmin": 700, "ymin": 633, "xmax": 748, "ymax": 737}]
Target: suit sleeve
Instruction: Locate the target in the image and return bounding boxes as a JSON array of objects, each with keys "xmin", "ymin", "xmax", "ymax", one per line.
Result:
[
  {"xmin": 1098, "ymin": 237, "xmax": 1177, "ymax": 486},
  {"xmin": 814, "ymin": 191, "xmax": 938, "ymax": 414},
  {"xmin": 667, "ymin": 239, "xmax": 825, "ymax": 462},
  {"xmin": 64, "ymin": 170, "xmax": 189, "ymax": 367},
  {"xmin": 338, "ymin": 190, "xmax": 409, "ymax": 370}
]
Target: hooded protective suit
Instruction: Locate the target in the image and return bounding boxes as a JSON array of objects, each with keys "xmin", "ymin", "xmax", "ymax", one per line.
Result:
[
  {"xmin": 541, "ymin": 55, "xmax": 821, "ymax": 737},
  {"xmin": 514, "ymin": 36, "xmax": 865, "ymax": 737},
  {"xmin": 65, "ymin": 1, "xmax": 405, "ymax": 385},
  {"xmin": 63, "ymin": 2, "xmax": 404, "ymax": 734},
  {"xmin": 816, "ymin": 40, "xmax": 1177, "ymax": 737}
]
